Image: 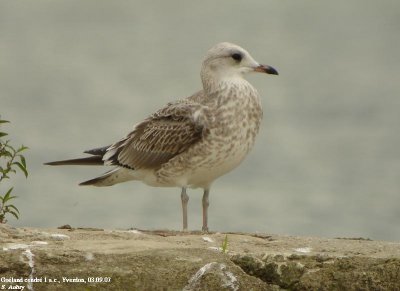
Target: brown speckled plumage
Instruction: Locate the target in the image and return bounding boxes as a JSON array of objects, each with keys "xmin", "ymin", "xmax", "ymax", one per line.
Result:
[{"xmin": 45, "ymin": 42, "xmax": 278, "ymax": 231}]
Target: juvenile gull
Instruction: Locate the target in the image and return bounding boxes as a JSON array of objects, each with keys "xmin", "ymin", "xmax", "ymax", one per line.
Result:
[{"xmin": 45, "ymin": 42, "xmax": 278, "ymax": 232}]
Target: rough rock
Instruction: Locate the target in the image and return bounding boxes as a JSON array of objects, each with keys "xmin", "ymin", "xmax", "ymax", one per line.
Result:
[{"xmin": 1, "ymin": 224, "xmax": 399, "ymax": 290}]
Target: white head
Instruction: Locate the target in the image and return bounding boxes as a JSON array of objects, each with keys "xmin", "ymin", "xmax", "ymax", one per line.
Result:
[{"xmin": 201, "ymin": 42, "xmax": 278, "ymax": 92}]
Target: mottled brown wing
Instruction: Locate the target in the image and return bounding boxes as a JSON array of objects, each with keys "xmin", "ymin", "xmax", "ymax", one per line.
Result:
[{"xmin": 106, "ymin": 102, "xmax": 205, "ymax": 170}]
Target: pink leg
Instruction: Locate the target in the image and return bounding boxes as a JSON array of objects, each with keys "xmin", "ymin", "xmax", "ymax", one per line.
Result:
[
  {"xmin": 181, "ymin": 187, "xmax": 189, "ymax": 231},
  {"xmin": 202, "ymin": 189, "xmax": 210, "ymax": 232}
]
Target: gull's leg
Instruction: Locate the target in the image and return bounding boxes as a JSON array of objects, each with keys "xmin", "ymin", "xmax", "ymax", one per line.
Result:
[
  {"xmin": 181, "ymin": 187, "xmax": 189, "ymax": 231},
  {"xmin": 202, "ymin": 189, "xmax": 210, "ymax": 232}
]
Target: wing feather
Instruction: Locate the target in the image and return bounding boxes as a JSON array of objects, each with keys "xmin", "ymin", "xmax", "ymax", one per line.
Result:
[{"xmin": 104, "ymin": 101, "xmax": 207, "ymax": 170}]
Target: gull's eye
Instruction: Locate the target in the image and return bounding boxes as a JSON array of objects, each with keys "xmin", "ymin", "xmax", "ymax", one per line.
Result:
[{"xmin": 231, "ymin": 53, "xmax": 243, "ymax": 62}]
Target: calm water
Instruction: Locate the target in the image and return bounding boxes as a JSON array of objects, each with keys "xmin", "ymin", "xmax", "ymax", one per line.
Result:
[{"xmin": 1, "ymin": 0, "xmax": 399, "ymax": 240}]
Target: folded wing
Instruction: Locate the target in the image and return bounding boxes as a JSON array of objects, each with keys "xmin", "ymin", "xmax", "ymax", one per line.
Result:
[{"xmin": 104, "ymin": 101, "xmax": 207, "ymax": 170}]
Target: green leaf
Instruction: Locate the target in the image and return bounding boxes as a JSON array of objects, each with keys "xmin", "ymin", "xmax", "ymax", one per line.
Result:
[
  {"xmin": 0, "ymin": 120, "xmax": 10, "ymax": 124},
  {"xmin": 19, "ymin": 155, "xmax": 27, "ymax": 169},
  {"xmin": 4, "ymin": 195, "xmax": 17, "ymax": 204},
  {"xmin": 7, "ymin": 204, "xmax": 20, "ymax": 214},
  {"xmin": 0, "ymin": 132, "xmax": 8, "ymax": 138},
  {"xmin": 3, "ymin": 187, "xmax": 13, "ymax": 202},
  {"xmin": 17, "ymin": 146, "xmax": 29, "ymax": 153},
  {"xmin": 1, "ymin": 150, "xmax": 13, "ymax": 158},
  {"xmin": 221, "ymin": 234, "xmax": 229, "ymax": 253},
  {"xmin": 12, "ymin": 162, "xmax": 28, "ymax": 178},
  {"xmin": 2, "ymin": 145, "xmax": 14, "ymax": 155},
  {"xmin": 8, "ymin": 210, "xmax": 19, "ymax": 219},
  {"xmin": 4, "ymin": 143, "xmax": 16, "ymax": 155}
]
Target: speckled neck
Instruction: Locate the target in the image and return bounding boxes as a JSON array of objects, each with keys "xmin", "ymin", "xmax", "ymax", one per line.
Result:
[{"xmin": 201, "ymin": 66, "xmax": 258, "ymax": 103}]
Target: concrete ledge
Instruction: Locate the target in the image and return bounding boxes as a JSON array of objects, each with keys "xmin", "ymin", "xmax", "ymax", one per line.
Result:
[{"xmin": 1, "ymin": 224, "xmax": 399, "ymax": 290}]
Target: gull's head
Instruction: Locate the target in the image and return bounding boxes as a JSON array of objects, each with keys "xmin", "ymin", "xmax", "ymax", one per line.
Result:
[{"xmin": 201, "ymin": 42, "xmax": 278, "ymax": 90}]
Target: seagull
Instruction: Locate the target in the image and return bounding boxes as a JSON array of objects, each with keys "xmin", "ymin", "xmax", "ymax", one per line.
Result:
[{"xmin": 45, "ymin": 42, "xmax": 278, "ymax": 232}]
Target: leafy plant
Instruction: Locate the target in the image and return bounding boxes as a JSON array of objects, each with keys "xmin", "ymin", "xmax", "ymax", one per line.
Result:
[
  {"xmin": 0, "ymin": 117, "xmax": 28, "ymax": 223},
  {"xmin": 221, "ymin": 234, "xmax": 229, "ymax": 253}
]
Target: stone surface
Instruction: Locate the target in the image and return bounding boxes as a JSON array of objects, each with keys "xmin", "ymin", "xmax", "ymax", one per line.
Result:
[{"xmin": 1, "ymin": 224, "xmax": 400, "ymax": 290}]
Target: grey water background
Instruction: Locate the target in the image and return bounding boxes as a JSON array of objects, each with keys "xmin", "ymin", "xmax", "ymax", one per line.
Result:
[{"xmin": 1, "ymin": 1, "xmax": 399, "ymax": 240}]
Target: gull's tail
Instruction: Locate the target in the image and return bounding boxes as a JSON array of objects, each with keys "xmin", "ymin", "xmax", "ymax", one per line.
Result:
[
  {"xmin": 79, "ymin": 168, "xmax": 133, "ymax": 186},
  {"xmin": 44, "ymin": 145, "xmax": 111, "ymax": 166},
  {"xmin": 45, "ymin": 144, "xmax": 134, "ymax": 187},
  {"xmin": 44, "ymin": 156, "xmax": 103, "ymax": 166}
]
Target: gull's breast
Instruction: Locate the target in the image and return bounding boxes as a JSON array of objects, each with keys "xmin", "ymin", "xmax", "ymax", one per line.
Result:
[
  {"xmin": 156, "ymin": 89, "xmax": 263, "ymax": 188},
  {"xmin": 188, "ymin": 113, "xmax": 260, "ymax": 187}
]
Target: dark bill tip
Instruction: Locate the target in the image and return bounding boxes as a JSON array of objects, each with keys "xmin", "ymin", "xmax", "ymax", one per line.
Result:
[{"xmin": 255, "ymin": 65, "xmax": 279, "ymax": 75}]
